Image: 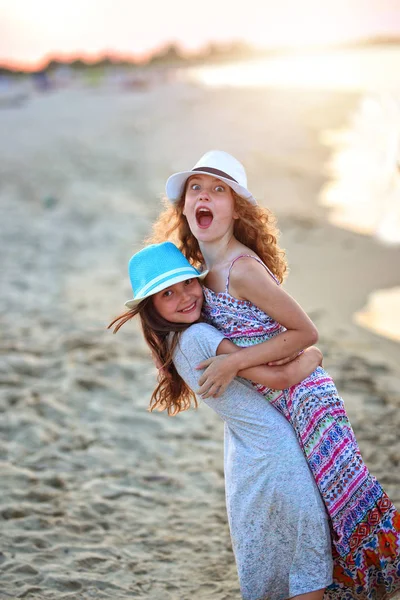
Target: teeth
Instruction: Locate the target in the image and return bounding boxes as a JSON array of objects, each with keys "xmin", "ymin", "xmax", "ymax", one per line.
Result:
[
  {"xmin": 197, "ymin": 208, "xmax": 211, "ymax": 214},
  {"xmin": 181, "ymin": 302, "xmax": 195, "ymax": 312}
]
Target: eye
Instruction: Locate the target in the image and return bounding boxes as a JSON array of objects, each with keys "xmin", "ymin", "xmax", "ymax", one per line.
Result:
[
  {"xmin": 184, "ymin": 278, "xmax": 194, "ymax": 286},
  {"xmin": 215, "ymin": 185, "xmax": 225, "ymax": 192},
  {"xmin": 191, "ymin": 183, "xmax": 201, "ymax": 191},
  {"xmin": 162, "ymin": 289, "xmax": 173, "ymax": 298}
]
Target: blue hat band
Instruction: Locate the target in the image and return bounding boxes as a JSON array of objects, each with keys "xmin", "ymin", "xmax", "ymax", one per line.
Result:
[{"xmin": 135, "ymin": 266, "xmax": 200, "ymax": 299}]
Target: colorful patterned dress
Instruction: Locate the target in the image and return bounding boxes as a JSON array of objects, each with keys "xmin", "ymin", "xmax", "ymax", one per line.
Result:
[{"xmin": 202, "ymin": 255, "xmax": 400, "ymax": 600}]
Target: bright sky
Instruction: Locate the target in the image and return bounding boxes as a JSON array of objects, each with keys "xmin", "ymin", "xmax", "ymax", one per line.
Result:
[{"xmin": 1, "ymin": 0, "xmax": 400, "ymax": 68}]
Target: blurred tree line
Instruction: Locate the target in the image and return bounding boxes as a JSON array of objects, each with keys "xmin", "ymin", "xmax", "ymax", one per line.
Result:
[{"xmin": 0, "ymin": 41, "xmax": 261, "ymax": 76}]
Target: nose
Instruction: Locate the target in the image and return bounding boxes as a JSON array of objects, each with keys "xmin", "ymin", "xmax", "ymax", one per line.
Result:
[
  {"xmin": 181, "ymin": 288, "xmax": 191, "ymax": 301},
  {"xmin": 178, "ymin": 287, "xmax": 192, "ymax": 304},
  {"xmin": 197, "ymin": 190, "xmax": 210, "ymax": 202}
]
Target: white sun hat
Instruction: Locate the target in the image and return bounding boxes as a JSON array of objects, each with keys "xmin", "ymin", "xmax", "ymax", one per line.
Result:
[
  {"xmin": 165, "ymin": 150, "xmax": 257, "ymax": 205},
  {"xmin": 125, "ymin": 242, "xmax": 208, "ymax": 308}
]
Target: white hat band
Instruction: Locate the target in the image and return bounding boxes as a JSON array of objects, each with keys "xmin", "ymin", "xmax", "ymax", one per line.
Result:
[{"xmin": 135, "ymin": 266, "xmax": 198, "ymax": 298}]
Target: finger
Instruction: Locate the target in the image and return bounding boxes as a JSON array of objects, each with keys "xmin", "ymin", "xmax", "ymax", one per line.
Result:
[
  {"xmin": 268, "ymin": 358, "xmax": 289, "ymax": 366},
  {"xmin": 201, "ymin": 383, "xmax": 221, "ymax": 398},
  {"xmin": 213, "ymin": 384, "xmax": 226, "ymax": 398},
  {"xmin": 198, "ymin": 373, "xmax": 207, "ymax": 387},
  {"xmin": 198, "ymin": 378, "xmax": 220, "ymax": 395},
  {"xmin": 198, "ymin": 380, "xmax": 211, "ymax": 395},
  {"xmin": 201, "ymin": 383, "xmax": 220, "ymax": 399},
  {"xmin": 195, "ymin": 359, "xmax": 213, "ymax": 370}
]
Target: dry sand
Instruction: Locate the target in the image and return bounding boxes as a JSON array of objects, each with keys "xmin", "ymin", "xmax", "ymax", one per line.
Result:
[{"xmin": 1, "ymin": 75, "xmax": 400, "ymax": 599}]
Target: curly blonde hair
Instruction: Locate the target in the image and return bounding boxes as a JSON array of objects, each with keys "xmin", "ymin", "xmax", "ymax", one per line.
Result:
[{"xmin": 148, "ymin": 187, "xmax": 288, "ymax": 282}]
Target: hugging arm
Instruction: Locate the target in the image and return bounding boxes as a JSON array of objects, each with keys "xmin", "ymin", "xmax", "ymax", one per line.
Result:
[
  {"xmin": 197, "ymin": 338, "xmax": 322, "ymax": 398},
  {"xmin": 197, "ymin": 258, "xmax": 320, "ymax": 393}
]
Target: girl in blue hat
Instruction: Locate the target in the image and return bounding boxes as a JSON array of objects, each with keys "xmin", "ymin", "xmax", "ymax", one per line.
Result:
[
  {"xmin": 148, "ymin": 150, "xmax": 400, "ymax": 600},
  {"xmin": 109, "ymin": 241, "xmax": 323, "ymax": 416},
  {"xmin": 109, "ymin": 241, "xmax": 334, "ymax": 600}
]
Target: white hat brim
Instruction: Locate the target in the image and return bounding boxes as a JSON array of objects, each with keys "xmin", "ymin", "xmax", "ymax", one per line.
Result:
[
  {"xmin": 166, "ymin": 170, "xmax": 257, "ymax": 205},
  {"xmin": 125, "ymin": 269, "xmax": 209, "ymax": 309}
]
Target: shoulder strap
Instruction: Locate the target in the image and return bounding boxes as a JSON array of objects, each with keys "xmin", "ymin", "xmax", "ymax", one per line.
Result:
[{"xmin": 226, "ymin": 254, "xmax": 280, "ymax": 293}]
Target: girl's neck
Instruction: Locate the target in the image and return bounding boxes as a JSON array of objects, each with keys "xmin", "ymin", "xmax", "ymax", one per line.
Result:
[{"xmin": 199, "ymin": 235, "xmax": 246, "ymax": 270}]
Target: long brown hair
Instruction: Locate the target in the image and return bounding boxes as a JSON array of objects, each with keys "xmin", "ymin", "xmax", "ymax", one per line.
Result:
[
  {"xmin": 108, "ymin": 298, "xmax": 197, "ymax": 416},
  {"xmin": 148, "ymin": 187, "xmax": 288, "ymax": 281}
]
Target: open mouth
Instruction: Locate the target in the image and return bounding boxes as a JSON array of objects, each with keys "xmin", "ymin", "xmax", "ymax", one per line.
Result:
[
  {"xmin": 179, "ymin": 301, "xmax": 197, "ymax": 314},
  {"xmin": 195, "ymin": 206, "xmax": 214, "ymax": 228}
]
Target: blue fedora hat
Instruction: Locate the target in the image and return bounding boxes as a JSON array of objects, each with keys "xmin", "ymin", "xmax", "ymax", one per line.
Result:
[{"xmin": 125, "ymin": 242, "xmax": 208, "ymax": 308}]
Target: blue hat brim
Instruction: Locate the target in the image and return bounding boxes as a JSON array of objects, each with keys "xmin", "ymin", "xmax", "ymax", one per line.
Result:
[{"xmin": 125, "ymin": 269, "xmax": 208, "ymax": 309}]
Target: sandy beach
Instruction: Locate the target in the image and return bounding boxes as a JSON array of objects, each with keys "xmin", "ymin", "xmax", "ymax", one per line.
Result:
[{"xmin": 1, "ymin": 73, "xmax": 400, "ymax": 599}]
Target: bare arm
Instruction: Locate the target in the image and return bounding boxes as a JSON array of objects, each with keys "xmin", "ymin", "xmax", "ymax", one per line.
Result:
[
  {"xmin": 198, "ymin": 339, "xmax": 322, "ymax": 398},
  {"xmin": 228, "ymin": 258, "xmax": 318, "ymax": 368},
  {"xmin": 197, "ymin": 258, "xmax": 319, "ymax": 392}
]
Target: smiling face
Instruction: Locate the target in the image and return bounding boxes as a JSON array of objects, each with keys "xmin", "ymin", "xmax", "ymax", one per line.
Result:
[
  {"xmin": 183, "ymin": 174, "xmax": 238, "ymax": 242},
  {"xmin": 152, "ymin": 278, "xmax": 204, "ymax": 324}
]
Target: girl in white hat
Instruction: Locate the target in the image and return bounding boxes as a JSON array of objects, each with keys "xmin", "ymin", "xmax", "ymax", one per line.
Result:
[
  {"xmin": 109, "ymin": 241, "xmax": 333, "ymax": 600},
  {"xmin": 148, "ymin": 150, "xmax": 400, "ymax": 599}
]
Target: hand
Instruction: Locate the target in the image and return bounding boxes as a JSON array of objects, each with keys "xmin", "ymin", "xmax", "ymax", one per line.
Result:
[
  {"xmin": 196, "ymin": 354, "xmax": 239, "ymax": 398},
  {"xmin": 267, "ymin": 351, "xmax": 301, "ymax": 366},
  {"xmin": 296, "ymin": 346, "xmax": 323, "ymax": 367},
  {"xmin": 310, "ymin": 346, "xmax": 323, "ymax": 367}
]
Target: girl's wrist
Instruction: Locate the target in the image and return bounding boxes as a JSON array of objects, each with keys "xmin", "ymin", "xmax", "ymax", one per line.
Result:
[{"xmin": 232, "ymin": 348, "xmax": 249, "ymax": 373}]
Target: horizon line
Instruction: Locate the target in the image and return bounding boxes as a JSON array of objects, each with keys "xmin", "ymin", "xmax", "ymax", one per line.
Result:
[{"xmin": 2, "ymin": 34, "xmax": 400, "ymax": 73}]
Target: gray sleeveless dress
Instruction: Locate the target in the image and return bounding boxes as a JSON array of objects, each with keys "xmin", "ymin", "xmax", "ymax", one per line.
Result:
[{"xmin": 173, "ymin": 322, "xmax": 333, "ymax": 600}]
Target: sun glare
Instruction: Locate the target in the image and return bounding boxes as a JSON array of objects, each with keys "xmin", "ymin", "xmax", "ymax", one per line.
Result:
[
  {"xmin": 190, "ymin": 47, "xmax": 400, "ymax": 93},
  {"xmin": 320, "ymin": 94, "xmax": 400, "ymax": 245},
  {"xmin": 355, "ymin": 287, "xmax": 400, "ymax": 342},
  {"xmin": 2, "ymin": 0, "xmax": 400, "ymax": 69}
]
